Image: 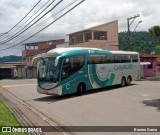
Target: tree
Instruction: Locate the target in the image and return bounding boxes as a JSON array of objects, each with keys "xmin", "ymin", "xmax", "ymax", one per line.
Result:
[
  {"xmin": 154, "ymin": 45, "xmax": 160, "ymax": 55},
  {"xmin": 148, "ymin": 25, "xmax": 160, "ymax": 38}
]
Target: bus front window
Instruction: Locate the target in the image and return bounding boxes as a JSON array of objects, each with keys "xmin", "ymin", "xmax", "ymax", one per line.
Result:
[{"xmin": 38, "ymin": 57, "xmax": 61, "ymax": 83}]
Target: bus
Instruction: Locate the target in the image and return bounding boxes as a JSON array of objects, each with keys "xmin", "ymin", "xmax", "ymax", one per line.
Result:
[{"xmin": 34, "ymin": 47, "xmax": 140, "ymax": 96}]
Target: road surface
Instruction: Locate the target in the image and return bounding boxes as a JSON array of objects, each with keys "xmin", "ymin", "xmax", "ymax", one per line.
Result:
[{"xmin": 0, "ymin": 79, "xmax": 160, "ymax": 135}]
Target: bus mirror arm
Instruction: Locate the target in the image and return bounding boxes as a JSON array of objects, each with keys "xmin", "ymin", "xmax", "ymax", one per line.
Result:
[
  {"xmin": 31, "ymin": 53, "xmax": 45, "ymax": 67},
  {"xmin": 30, "ymin": 57, "xmax": 37, "ymax": 67}
]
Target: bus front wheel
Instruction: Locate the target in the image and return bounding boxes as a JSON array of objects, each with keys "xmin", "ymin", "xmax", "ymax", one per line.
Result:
[
  {"xmin": 77, "ymin": 83, "xmax": 86, "ymax": 96},
  {"xmin": 121, "ymin": 77, "xmax": 126, "ymax": 87}
]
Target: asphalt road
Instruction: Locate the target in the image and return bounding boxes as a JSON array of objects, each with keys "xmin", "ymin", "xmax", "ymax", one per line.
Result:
[{"xmin": 0, "ymin": 79, "xmax": 160, "ymax": 135}]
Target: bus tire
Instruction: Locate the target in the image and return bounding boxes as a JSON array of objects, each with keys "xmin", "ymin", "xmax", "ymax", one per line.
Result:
[
  {"xmin": 121, "ymin": 77, "xmax": 126, "ymax": 87},
  {"xmin": 77, "ymin": 83, "xmax": 86, "ymax": 96},
  {"xmin": 126, "ymin": 76, "xmax": 132, "ymax": 86}
]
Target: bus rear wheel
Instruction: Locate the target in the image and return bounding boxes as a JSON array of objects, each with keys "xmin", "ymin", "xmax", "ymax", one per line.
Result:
[
  {"xmin": 77, "ymin": 83, "xmax": 86, "ymax": 96},
  {"xmin": 126, "ymin": 76, "xmax": 132, "ymax": 86},
  {"xmin": 121, "ymin": 77, "xmax": 126, "ymax": 87}
]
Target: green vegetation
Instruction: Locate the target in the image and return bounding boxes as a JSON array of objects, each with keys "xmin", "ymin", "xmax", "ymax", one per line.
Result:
[
  {"xmin": 0, "ymin": 99, "xmax": 28, "ymax": 135},
  {"xmin": 149, "ymin": 25, "xmax": 160, "ymax": 38},
  {"xmin": 119, "ymin": 31, "xmax": 160, "ymax": 55}
]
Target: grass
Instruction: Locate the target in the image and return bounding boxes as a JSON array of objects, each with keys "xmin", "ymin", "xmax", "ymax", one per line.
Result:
[{"xmin": 0, "ymin": 99, "xmax": 28, "ymax": 135}]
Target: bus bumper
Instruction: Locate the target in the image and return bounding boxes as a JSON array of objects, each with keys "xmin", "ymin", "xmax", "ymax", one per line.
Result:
[{"xmin": 37, "ymin": 86, "xmax": 62, "ymax": 95}]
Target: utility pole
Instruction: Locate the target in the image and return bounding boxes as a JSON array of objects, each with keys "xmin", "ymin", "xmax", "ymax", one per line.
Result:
[{"xmin": 127, "ymin": 14, "xmax": 140, "ymax": 51}]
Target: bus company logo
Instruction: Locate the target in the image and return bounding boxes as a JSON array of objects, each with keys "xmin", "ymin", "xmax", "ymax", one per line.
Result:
[
  {"xmin": 2, "ymin": 127, "xmax": 11, "ymax": 132},
  {"xmin": 114, "ymin": 64, "xmax": 132, "ymax": 70}
]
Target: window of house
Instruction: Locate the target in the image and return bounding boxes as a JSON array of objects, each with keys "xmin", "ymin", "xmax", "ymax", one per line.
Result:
[
  {"xmin": 75, "ymin": 34, "xmax": 83, "ymax": 44},
  {"xmin": 84, "ymin": 32, "xmax": 92, "ymax": 42},
  {"xmin": 94, "ymin": 31, "xmax": 107, "ymax": 40},
  {"xmin": 148, "ymin": 62, "xmax": 153, "ymax": 69},
  {"xmin": 69, "ymin": 36, "xmax": 74, "ymax": 45}
]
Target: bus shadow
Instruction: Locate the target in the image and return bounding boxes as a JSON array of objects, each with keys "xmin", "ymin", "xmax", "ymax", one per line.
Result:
[
  {"xmin": 33, "ymin": 84, "xmax": 137, "ymax": 103},
  {"xmin": 33, "ymin": 94, "xmax": 77, "ymax": 103},
  {"xmin": 84, "ymin": 84, "xmax": 137, "ymax": 96},
  {"xmin": 141, "ymin": 99, "xmax": 160, "ymax": 112}
]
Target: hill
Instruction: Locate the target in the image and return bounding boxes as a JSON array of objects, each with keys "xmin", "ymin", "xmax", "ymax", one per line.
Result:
[
  {"xmin": 0, "ymin": 55, "xmax": 22, "ymax": 63},
  {"xmin": 119, "ymin": 31, "xmax": 160, "ymax": 54}
]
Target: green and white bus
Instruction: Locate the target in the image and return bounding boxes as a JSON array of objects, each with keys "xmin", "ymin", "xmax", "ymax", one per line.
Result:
[{"xmin": 35, "ymin": 47, "xmax": 140, "ymax": 96}]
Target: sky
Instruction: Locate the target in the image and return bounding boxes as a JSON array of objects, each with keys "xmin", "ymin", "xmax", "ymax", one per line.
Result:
[{"xmin": 0, "ymin": 0, "xmax": 160, "ymax": 56}]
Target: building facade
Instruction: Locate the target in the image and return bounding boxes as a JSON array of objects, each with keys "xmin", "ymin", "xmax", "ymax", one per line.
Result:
[
  {"xmin": 22, "ymin": 39, "xmax": 65, "ymax": 66},
  {"xmin": 68, "ymin": 20, "xmax": 119, "ymax": 50},
  {"xmin": 22, "ymin": 39, "xmax": 65, "ymax": 78},
  {"xmin": 0, "ymin": 62, "xmax": 24, "ymax": 79}
]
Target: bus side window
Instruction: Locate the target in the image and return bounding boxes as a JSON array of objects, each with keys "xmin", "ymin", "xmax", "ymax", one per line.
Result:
[
  {"xmin": 71, "ymin": 55, "xmax": 84, "ymax": 73},
  {"xmin": 101, "ymin": 55, "xmax": 108, "ymax": 63},
  {"xmin": 121, "ymin": 55, "xmax": 126, "ymax": 63},
  {"xmin": 61, "ymin": 55, "xmax": 85, "ymax": 80},
  {"xmin": 126, "ymin": 55, "xmax": 132, "ymax": 63},
  {"xmin": 61, "ymin": 58, "xmax": 71, "ymax": 80},
  {"xmin": 108, "ymin": 54, "xmax": 115, "ymax": 63},
  {"xmin": 88, "ymin": 54, "xmax": 101, "ymax": 64},
  {"xmin": 131, "ymin": 54, "xmax": 138, "ymax": 62},
  {"xmin": 115, "ymin": 54, "xmax": 121, "ymax": 63}
]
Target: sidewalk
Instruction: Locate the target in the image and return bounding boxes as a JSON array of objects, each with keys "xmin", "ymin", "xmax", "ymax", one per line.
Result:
[{"xmin": 0, "ymin": 86, "xmax": 70, "ymax": 135}]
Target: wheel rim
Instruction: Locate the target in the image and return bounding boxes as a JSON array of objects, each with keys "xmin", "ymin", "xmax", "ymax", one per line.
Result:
[
  {"xmin": 121, "ymin": 78, "xmax": 125, "ymax": 86},
  {"xmin": 78, "ymin": 84, "xmax": 83, "ymax": 95},
  {"xmin": 80, "ymin": 85, "xmax": 83, "ymax": 93},
  {"xmin": 127, "ymin": 78, "xmax": 131, "ymax": 85}
]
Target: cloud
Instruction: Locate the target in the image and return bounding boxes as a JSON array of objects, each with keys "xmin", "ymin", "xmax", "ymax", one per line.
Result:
[{"xmin": 0, "ymin": 0, "xmax": 160, "ymax": 56}]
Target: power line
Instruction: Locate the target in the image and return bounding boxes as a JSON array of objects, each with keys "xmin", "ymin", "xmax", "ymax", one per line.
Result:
[
  {"xmin": 1, "ymin": 0, "xmax": 80, "ymax": 47},
  {"xmin": 0, "ymin": 0, "xmax": 58, "ymax": 44},
  {"xmin": 23, "ymin": 0, "xmax": 81, "ymax": 34},
  {"xmin": 1, "ymin": 0, "xmax": 52, "ymax": 40},
  {"xmin": 0, "ymin": 0, "xmax": 42, "ymax": 39},
  {"xmin": 0, "ymin": 0, "xmax": 85, "ymax": 51},
  {"xmin": 1, "ymin": 0, "xmax": 127, "ymax": 45}
]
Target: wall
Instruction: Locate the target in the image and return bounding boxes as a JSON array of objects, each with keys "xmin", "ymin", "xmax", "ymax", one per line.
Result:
[
  {"xmin": 17, "ymin": 67, "xmax": 26, "ymax": 78},
  {"xmin": 70, "ymin": 39, "xmax": 118, "ymax": 50},
  {"xmin": 26, "ymin": 68, "xmax": 37, "ymax": 78}
]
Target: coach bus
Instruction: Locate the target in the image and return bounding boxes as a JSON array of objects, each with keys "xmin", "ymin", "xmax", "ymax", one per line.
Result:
[{"xmin": 34, "ymin": 47, "xmax": 140, "ymax": 96}]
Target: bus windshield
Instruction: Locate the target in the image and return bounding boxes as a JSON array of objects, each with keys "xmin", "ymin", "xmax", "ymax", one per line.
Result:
[{"xmin": 38, "ymin": 57, "xmax": 62, "ymax": 83}]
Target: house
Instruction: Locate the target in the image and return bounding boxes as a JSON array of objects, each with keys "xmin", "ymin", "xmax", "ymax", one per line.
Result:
[
  {"xmin": 21, "ymin": 39, "xmax": 65, "ymax": 78},
  {"xmin": 0, "ymin": 62, "xmax": 24, "ymax": 79},
  {"xmin": 68, "ymin": 20, "xmax": 119, "ymax": 50},
  {"xmin": 140, "ymin": 53, "xmax": 157, "ymax": 78},
  {"xmin": 22, "ymin": 39, "xmax": 65, "ymax": 66}
]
